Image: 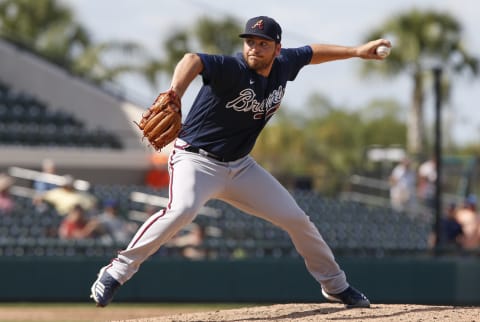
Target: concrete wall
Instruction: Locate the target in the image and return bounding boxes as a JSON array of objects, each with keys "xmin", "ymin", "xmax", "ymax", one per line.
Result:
[
  {"xmin": 1, "ymin": 256, "xmax": 480, "ymax": 305},
  {"xmin": 0, "ymin": 147, "xmax": 151, "ymax": 184}
]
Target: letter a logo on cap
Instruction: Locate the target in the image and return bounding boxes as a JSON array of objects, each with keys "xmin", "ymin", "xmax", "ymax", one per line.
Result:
[{"xmin": 251, "ymin": 19, "xmax": 264, "ymax": 30}]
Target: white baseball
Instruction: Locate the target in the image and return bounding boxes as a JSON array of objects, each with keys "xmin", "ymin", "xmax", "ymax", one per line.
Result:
[{"xmin": 376, "ymin": 45, "xmax": 391, "ymax": 58}]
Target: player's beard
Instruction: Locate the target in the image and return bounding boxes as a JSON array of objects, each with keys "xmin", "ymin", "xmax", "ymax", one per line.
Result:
[{"xmin": 244, "ymin": 51, "xmax": 276, "ymax": 73}]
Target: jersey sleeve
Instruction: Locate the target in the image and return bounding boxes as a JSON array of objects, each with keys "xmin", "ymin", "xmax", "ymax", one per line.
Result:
[
  {"xmin": 197, "ymin": 53, "xmax": 243, "ymax": 90},
  {"xmin": 278, "ymin": 46, "xmax": 313, "ymax": 81}
]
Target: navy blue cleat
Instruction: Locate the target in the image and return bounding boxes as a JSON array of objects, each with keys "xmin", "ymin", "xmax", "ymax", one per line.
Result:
[
  {"xmin": 322, "ymin": 286, "xmax": 371, "ymax": 308},
  {"xmin": 90, "ymin": 266, "xmax": 121, "ymax": 307}
]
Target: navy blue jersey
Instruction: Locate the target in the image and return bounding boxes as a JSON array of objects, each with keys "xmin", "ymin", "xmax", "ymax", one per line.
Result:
[{"xmin": 179, "ymin": 46, "xmax": 313, "ymax": 161}]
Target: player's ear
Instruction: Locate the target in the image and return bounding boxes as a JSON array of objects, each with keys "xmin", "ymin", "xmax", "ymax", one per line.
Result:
[{"xmin": 274, "ymin": 43, "xmax": 281, "ymax": 56}]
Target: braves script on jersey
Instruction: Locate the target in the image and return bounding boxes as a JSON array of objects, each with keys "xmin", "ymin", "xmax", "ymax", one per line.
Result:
[{"xmin": 180, "ymin": 46, "xmax": 312, "ymax": 161}]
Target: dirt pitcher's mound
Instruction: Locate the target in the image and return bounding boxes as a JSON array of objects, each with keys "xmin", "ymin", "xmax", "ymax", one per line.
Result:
[{"xmin": 114, "ymin": 303, "xmax": 480, "ymax": 322}]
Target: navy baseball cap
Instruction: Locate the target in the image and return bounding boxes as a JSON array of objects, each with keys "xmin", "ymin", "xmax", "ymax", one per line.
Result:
[{"xmin": 239, "ymin": 16, "xmax": 282, "ymax": 43}]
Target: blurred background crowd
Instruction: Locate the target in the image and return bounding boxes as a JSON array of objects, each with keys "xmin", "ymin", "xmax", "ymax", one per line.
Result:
[{"xmin": 0, "ymin": 0, "xmax": 479, "ymax": 261}]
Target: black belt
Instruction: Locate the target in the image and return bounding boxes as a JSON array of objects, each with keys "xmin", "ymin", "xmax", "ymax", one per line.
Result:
[{"xmin": 184, "ymin": 146, "xmax": 226, "ymax": 162}]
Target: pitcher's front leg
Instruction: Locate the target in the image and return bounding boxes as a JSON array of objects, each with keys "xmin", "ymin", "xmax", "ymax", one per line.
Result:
[
  {"xmin": 90, "ymin": 149, "xmax": 226, "ymax": 307},
  {"xmin": 222, "ymin": 159, "xmax": 348, "ymax": 294},
  {"xmin": 110, "ymin": 204, "xmax": 200, "ymax": 284}
]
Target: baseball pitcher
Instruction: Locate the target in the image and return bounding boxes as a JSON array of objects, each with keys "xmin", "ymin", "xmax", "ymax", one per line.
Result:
[{"xmin": 91, "ymin": 15, "xmax": 391, "ymax": 308}]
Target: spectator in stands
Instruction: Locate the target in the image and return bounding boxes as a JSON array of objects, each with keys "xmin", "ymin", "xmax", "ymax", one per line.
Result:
[
  {"xmin": 389, "ymin": 157, "xmax": 416, "ymax": 212},
  {"xmin": 167, "ymin": 223, "xmax": 206, "ymax": 260},
  {"xmin": 34, "ymin": 174, "xmax": 97, "ymax": 216},
  {"xmin": 455, "ymin": 194, "xmax": 480, "ymax": 249},
  {"xmin": 33, "ymin": 158, "xmax": 58, "ymax": 194},
  {"xmin": 417, "ymin": 156, "xmax": 437, "ymax": 211},
  {"xmin": 145, "ymin": 153, "xmax": 170, "ymax": 190},
  {"xmin": 58, "ymin": 204, "xmax": 101, "ymax": 239},
  {"xmin": 428, "ymin": 202, "xmax": 464, "ymax": 249},
  {"xmin": 0, "ymin": 173, "xmax": 15, "ymax": 214},
  {"xmin": 144, "ymin": 204, "xmax": 160, "ymax": 217},
  {"xmin": 96, "ymin": 199, "xmax": 138, "ymax": 244}
]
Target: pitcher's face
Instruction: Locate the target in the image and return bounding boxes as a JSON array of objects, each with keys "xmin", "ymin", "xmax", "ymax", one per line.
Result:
[{"xmin": 242, "ymin": 37, "xmax": 281, "ymax": 76}]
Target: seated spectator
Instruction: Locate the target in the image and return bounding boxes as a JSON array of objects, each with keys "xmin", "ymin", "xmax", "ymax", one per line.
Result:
[
  {"xmin": 428, "ymin": 202, "xmax": 464, "ymax": 249},
  {"xmin": 35, "ymin": 175, "xmax": 97, "ymax": 216},
  {"xmin": 417, "ymin": 157, "xmax": 437, "ymax": 210},
  {"xmin": 455, "ymin": 195, "xmax": 480, "ymax": 249},
  {"xmin": 145, "ymin": 153, "xmax": 170, "ymax": 189},
  {"xmin": 58, "ymin": 204, "xmax": 101, "ymax": 239},
  {"xmin": 144, "ymin": 204, "xmax": 160, "ymax": 217},
  {"xmin": 389, "ymin": 157, "xmax": 416, "ymax": 212},
  {"xmin": 33, "ymin": 158, "xmax": 58, "ymax": 194},
  {"xmin": 97, "ymin": 199, "xmax": 138, "ymax": 244},
  {"xmin": 168, "ymin": 223, "xmax": 206, "ymax": 260},
  {"xmin": 0, "ymin": 173, "xmax": 15, "ymax": 214}
]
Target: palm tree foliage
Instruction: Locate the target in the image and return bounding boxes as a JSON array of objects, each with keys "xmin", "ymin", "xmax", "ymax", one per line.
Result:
[
  {"xmin": 252, "ymin": 94, "xmax": 406, "ymax": 194},
  {"xmin": 362, "ymin": 9, "xmax": 478, "ymax": 158},
  {"xmin": 141, "ymin": 15, "xmax": 242, "ymax": 89},
  {"xmin": 194, "ymin": 16, "xmax": 242, "ymax": 55}
]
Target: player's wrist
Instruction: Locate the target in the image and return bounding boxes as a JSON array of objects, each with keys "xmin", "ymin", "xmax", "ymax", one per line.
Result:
[{"xmin": 169, "ymin": 85, "xmax": 184, "ymax": 99}]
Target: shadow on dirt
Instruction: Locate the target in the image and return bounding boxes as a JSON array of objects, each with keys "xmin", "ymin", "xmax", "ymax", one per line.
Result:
[
  {"xmin": 327, "ymin": 305, "xmax": 475, "ymax": 320},
  {"xmin": 227, "ymin": 306, "xmax": 346, "ymax": 321}
]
